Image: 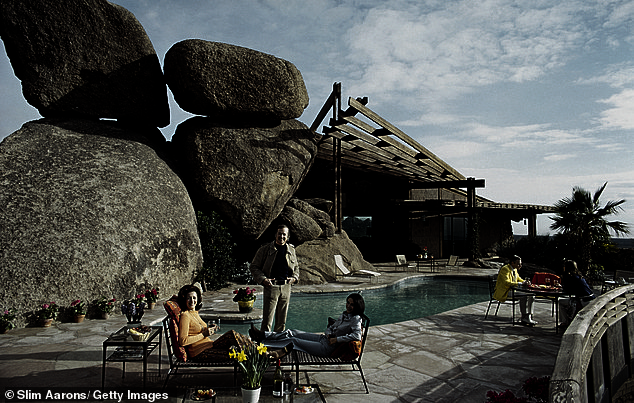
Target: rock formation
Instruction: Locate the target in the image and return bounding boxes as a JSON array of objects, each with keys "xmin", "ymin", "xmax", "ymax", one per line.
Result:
[
  {"xmin": 0, "ymin": 0, "xmax": 169, "ymax": 127},
  {"xmin": 172, "ymin": 117, "xmax": 317, "ymax": 239},
  {"xmin": 0, "ymin": 119, "xmax": 201, "ymax": 327},
  {"xmin": 164, "ymin": 39, "xmax": 309, "ymax": 121},
  {"xmin": 0, "ymin": 1, "xmax": 373, "ymax": 327},
  {"xmin": 295, "ymin": 231, "xmax": 376, "ymax": 284},
  {"xmin": 165, "ymin": 39, "xmax": 315, "ymax": 240}
]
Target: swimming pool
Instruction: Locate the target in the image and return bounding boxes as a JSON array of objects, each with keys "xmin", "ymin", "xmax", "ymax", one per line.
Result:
[{"xmin": 218, "ymin": 276, "xmax": 489, "ymax": 335}]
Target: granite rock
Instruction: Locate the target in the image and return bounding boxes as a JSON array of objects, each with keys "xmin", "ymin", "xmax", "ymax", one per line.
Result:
[
  {"xmin": 164, "ymin": 39, "xmax": 308, "ymax": 120},
  {"xmin": 0, "ymin": 119, "xmax": 201, "ymax": 327},
  {"xmin": 0, "ymin": 0, "xmax": 169, "ymax": 127}
]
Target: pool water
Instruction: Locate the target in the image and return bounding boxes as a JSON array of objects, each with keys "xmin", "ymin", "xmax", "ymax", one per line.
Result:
[{"xmin": 218, "ymin": 276, "xmax": 489, "ymax": 335}]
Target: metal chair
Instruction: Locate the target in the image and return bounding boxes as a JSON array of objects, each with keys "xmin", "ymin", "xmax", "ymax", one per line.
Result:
[{"xmin": 484, "ymin": 274, "xmax": 517, "ymax": 324}]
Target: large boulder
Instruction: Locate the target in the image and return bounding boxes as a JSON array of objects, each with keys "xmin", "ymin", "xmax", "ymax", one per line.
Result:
[
  {"xmin": 0, "ymin": 119, "xmax": 201, "ymax": 327},
  {"xmin": 295, "ymin": 231, "xmax": 375, "ymax": 284},
  {"xmin": 0, "ymin": 0, "xmax": 169, "ymax": 127},
  {"xmin": 164, "ymin": 40, "xmax": 309, "ymax": 120},
  {"xmin": 287, "ymin": 198, "xmax": 336, "ymax": 238},
  {"xmin": 172, "ymin": 117, "xmax": 317, "ymax": 240},
  {"xmin": 279, "ymin": 206, "xmax": 323, "ymax": 243}
]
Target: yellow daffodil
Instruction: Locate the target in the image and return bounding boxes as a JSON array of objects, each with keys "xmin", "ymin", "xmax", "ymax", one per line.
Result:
[
  {"xmin": 237, "ymin": 350, "xmax": 247, "ymax": 362},
  {"xmin": 228, "ymin": 349, "xmax": 236, "ymax": 359},
  {"xmin": 257, "ymin": 343, "xmax": 267, "ymax": 355}
]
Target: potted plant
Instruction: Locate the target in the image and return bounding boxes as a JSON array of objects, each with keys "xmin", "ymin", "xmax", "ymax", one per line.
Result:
[
  {"xmin": 233, "ymin": 287, "xmax": 256, "ymax": 313},
  {"xmin": 39, "ymin": 302, "xmax": 58, "ymax": 327},
  {"xmin": 121, "ymin": 294, "xmax": 146, "ymax": 326},
  {"xmin": 229, "ymin": 343, "xmax": 270, "ymax": 402},
  {"xmin": 144, "ymin": 287, "xmax": 159, "ymax": 309},
  {"xmin": 70, "ymin": 299, "xmax": 87, "ymax": 323},
  {"xmin": 96, "ymin": 297, "xmax": 116, "ymax": 319},
  {"xmin": 0, "ymin": 308, "xmax": 16, "ymax": 334}
]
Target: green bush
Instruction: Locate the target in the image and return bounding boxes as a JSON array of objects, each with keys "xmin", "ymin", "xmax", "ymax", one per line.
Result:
[{"xmin": 195, "ymin": 211, "xmax": 239, "ymax": 291}]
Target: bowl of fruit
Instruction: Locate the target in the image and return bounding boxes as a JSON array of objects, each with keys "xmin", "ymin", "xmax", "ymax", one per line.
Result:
[
  {"xmin": 191, "ymin": 389, "xmax": 215, "ymax": 401},
  {"xmin": 128, "ymin": 325, "xmax": 152, "ymax": 341}
]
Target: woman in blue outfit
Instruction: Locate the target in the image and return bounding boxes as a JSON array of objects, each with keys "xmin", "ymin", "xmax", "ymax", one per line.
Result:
[
  {"xmin": 249, "ymin": 293, "xmax": 364, "ymax": 358},
  {"xmin": 558, "ymin": 259, "xmax": 595, "ymax": 328}
]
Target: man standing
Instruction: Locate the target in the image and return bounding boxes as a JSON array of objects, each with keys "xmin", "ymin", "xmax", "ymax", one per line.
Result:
[
  {"xmin": 250, "ymin": 225, "xmax": 299, "ymax": 332},
  {"xmin": 493, "ymin": 255, "xmax": 537, "ymax": 326}
]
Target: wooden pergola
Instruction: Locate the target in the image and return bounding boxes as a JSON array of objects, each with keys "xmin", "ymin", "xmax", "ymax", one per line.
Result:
[{"xmin": 310, "ymin": 83, "xmax": 487, "ymax": 235}]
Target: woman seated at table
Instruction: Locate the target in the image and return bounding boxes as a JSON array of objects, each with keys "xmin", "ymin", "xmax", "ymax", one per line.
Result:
[
  {"xmin": 493, "ymin": 255, "xmax": 537, "ymax": 326},
  {"xmin": 249, "ymin": 293, "xmax": 364, "ymax": 358},
  {"xmin": 558, "ymin": 260, "xmax": 595, "ymax": 328}
]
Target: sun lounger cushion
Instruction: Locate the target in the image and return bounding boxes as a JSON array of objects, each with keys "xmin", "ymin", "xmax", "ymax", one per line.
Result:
[
  {"xmin": 330, "ymin": 340, "xmax": 362, "ymax": 361},
  {"xmin": 164, "ymin": 296, "xmax": 188, "ymax": 362}
]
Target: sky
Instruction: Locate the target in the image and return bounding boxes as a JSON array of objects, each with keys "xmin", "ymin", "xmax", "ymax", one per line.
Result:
[{"xmin": 1, "ymin": 0, "xmax": 633, "ymax": 236}]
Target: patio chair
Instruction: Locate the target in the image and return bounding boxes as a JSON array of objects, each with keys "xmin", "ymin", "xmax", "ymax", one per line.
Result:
[
  {"xmin": 395, "ymin": 255, "xmax": 416, "ymax": 272},
  {"xmin": 335, "ymin": 254, "xmax": 381, "ymax": 283},
  {"xmin": 445, "ymin": 255, "xmax": 460, "ymax": 271},
  {"xmin": 162, "ymin": 297, "xmax": 238, "ymax": 389},
  {"xmin": 484, "ymin": 274, "xmax": 517, "ymax": 323},
  {"xmin": 291, "ymin": 314, "xmax": 371, "ymax": 393}
]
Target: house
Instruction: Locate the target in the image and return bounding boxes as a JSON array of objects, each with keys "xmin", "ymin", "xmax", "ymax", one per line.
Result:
[{"xmin": 295, "ymin": 83, "xmax": 554, "ymax": 262}]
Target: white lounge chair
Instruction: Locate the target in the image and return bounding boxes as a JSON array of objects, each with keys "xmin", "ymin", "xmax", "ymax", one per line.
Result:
[
  {"xmin": 395, "ymin": 255, "xmax": 417, "ymax": 272},
  {"xmin": 335, "ymin": 255, "xmax": 381, "ymax": 283}
]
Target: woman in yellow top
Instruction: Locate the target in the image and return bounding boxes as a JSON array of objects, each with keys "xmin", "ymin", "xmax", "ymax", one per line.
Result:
[
  {"xmin": 177, "ymin": 284, "xmax": 289, "ymax": 361},
  {"xmin": 493, "ymin": 255, "xmax": 536, "ymax": 326}
]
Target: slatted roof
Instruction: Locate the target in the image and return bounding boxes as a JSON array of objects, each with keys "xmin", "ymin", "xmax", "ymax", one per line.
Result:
[
  {"xmin": 317, "ymin": 96, "xmax": 465, "ymax": 184},
  {"xmin": 311, "ymin": 86, "xmax": 556, "ymax": 217}
]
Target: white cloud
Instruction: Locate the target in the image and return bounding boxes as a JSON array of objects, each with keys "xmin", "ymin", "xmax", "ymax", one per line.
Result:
[
  {"xmin": 343, "ymin": 0, "xmax": 590, "ymax": 109},
  {"xmin": 598, "ymin": 88, "xmax": 634, "ymax": 129}
]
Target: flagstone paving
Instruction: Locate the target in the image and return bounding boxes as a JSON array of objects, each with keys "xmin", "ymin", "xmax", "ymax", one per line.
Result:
[{"xmin": 0, "ymin": 263, "xmax": 562, "ymax": 402}]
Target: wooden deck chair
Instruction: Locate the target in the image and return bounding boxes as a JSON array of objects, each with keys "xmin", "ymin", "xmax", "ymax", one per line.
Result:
[
  {"xmin": 395, "ymin": 255, "xmax": 416, "ymax": 272},
  {"xmin": 335, "ymin": 255, "xmax": 381, "ymax": 283}
]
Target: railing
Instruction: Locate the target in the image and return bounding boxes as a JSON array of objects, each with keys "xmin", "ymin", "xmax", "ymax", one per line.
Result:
[{"xmin": 549, "ymin": 284, "xmax": 634, "ymax": 402}]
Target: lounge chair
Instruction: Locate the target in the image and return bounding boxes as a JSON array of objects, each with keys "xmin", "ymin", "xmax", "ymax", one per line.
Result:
[
  {"xmin": 291, "ymin": 314, "xmax": 371, "ymax": 393},
  {"xmin": 395, "ymin": 255, "xmax": 416, "ymax": 272},
  {"xmin": 162, "ymin": 297, "xmax": 238, "ymax": 389},
  {"xmin": 335, "ymin": 254, "xmax": 381, "ymax": 283}
]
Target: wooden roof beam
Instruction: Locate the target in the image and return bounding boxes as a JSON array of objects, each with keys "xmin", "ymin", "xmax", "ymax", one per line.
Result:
[{"xmin": 347, "ymin": 97, "xmax": 465, "ymax": 180}]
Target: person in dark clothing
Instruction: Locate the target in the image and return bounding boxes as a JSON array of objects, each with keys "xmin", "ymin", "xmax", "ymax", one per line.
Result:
[{"xmin": 558, "ymin": 259, "xmax": 595, "ymax": 328}]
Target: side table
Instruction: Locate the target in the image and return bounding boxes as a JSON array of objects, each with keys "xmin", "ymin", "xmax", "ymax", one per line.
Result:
[{"xmin": 102, "ymin": 325, "xmax": 162, "ymax": 388}]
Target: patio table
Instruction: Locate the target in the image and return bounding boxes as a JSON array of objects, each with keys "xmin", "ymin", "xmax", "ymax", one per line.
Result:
[{"xmin": 515, "ymin": 284, "xmax": 567, "ymax": 333}]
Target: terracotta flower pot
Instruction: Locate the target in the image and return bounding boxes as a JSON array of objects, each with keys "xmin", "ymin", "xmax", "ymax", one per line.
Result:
[
  {"xmin": 74, "ymin": 314, "xmax": 85, "ymax": 323},
  {"xmin": 148, "ymin": 302, "xmax": 156, "ymax": 310},
  {"xmin": 42, "ymin": 318, "xmax": 54, "ymax": 327},
  {"xmin": 101, "ymin": 312, "xmax": 110, "ymax": 320}
]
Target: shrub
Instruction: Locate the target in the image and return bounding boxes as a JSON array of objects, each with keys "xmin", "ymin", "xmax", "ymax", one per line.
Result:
[{"xmin": 196, "ymin": 210, "xmax": 239, "ymax": 290}]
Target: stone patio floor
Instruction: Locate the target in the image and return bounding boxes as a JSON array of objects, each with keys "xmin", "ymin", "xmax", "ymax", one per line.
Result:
[{"xmin": 0, "ymin": 262, "xmax": 562, "ymax": 402}]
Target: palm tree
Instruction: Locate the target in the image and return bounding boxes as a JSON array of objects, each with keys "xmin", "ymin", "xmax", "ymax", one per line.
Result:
[{"xmin": 550, "ymin": 182, "xmax": 630, "ymax": 274}]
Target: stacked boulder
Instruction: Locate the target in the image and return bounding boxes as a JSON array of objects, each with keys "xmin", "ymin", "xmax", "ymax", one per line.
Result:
[
  {"xmin": 165, "ymin": 40, "xmax": 316, "ymax": 239},
  {"xmin": 0, "ymin": 0, "xmax": 195, "ymax": 325},
  {"xmin": 0, "ymin": 0, "xmax": 374, "ymax": 324}
]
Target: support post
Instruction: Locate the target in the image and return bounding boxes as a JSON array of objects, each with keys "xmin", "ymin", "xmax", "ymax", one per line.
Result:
[{"xmin": 332, "ymin": 83, "xmax": 343, "ymax": 233}]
